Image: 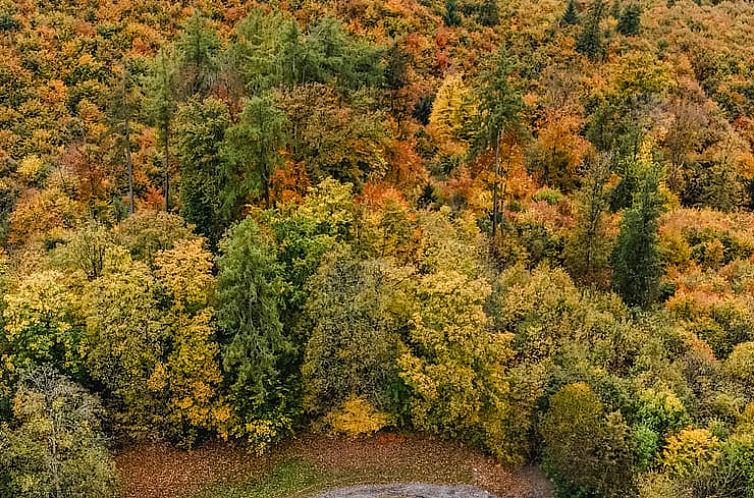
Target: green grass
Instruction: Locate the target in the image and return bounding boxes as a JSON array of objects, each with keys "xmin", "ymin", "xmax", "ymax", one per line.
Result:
[
  {"xmin": 192, "ymin": 459, "xmax": 327, "ymax": 498},
  {"xmin": 189, "ymin": 454, "xmax": 469, "ymax": 498},
  {"xmin": 189, "ymin": 458, "xmax": 425, "ymax": 498}
]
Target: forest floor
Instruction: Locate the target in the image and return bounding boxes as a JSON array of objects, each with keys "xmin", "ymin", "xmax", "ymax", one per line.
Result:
[{"xmin": 115, "ymin": 433, "xmax": 553, "ymax": 498}]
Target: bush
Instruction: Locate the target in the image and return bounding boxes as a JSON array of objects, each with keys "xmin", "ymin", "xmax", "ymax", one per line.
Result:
[
  {"xmin": 540, "ymin": 383, "xmax": 634, "ymax": 497},
  {"xmin": 662, "ymin": 428, "xmax": 721, "ymax": 476},
  {"xmin": 724, "ymin": 342, "xmax": 754, "ymax": 391},
  {"xmin": 532, "ymin": 187, "xmax": 565, "ymax": 205},
  {"xmin": 633, "ymin": 424, "xmax": 660, "ymax": 472},
  {"xmin": 326, "ymin": 396, "xmax": 390, "ymax": 438}
]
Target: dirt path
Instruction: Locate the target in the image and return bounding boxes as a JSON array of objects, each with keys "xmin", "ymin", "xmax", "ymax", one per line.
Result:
[{"xmin": 317, "ymin": 483, "xmax": 497, "ymax": 498}]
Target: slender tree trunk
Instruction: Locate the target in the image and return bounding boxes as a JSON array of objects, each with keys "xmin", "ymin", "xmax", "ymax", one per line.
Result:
[
  {"xmin": 164, "ymin": 123, "xmax": 170, "ymax": 211},
  {"xmin": 492, "ymin": 129, "xmax": 501, "ymax": 239},
  {"xmin": 263, "ymin": 168, "xmax": 271, "ymax": 209},
  {"xmin": 46, "ymin": 391, "xmax": 61, "ymax": 498},
  {"xmin": 125, "ymin": 114, "xmax": 134, "ymax": 214}
]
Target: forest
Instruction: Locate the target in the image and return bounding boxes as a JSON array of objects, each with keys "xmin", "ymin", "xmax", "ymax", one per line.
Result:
[{"xmin": 3, "ymin": 0, "xmax": 754, "ymax": 497}]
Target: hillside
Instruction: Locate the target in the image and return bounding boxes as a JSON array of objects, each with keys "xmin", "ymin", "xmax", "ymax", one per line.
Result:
[{"xmin": 3, "ymin": 1, "xmax": 754, "ymax": 497}]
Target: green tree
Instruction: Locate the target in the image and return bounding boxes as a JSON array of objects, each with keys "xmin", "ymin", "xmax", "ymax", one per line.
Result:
[
  {"xmin": 565, "ymin": 153, "xmax": 613, "ymax": 287},
  {"xmin": 79, "ymin": 251, "xmax": 165, "ymax": 436},
  {"xmin": 176, "ymin": 97, "xmax": 231, "ymax": 249},
  {"xmin": 52, "ymin": 221, "xmax": 115, "ymax": 279},
  {"xmin": 562, "ymin": 0, "xmax": 580, "ymax": 26},
  {"xmin": 540, "ymin": 383, "xmax": 634, "ymax": 497},
  {"xmin": 115, "ymin": 210, "xmax": 198, "ymax": 264},
  {"xmin": 223, "ymin": 94, "xmax": 287, "ymax": 210},
  {"xmin": 576, "ymin": 0, "xmax": 607, "ymax": 59},
  {"xmin": 109, "ymin": 63, "xmax": 140, "ymax": 215},
  {"xmin": 612, "ymin": 158, "xmax": 665, "ymax": 308},
  {"xmin": 142, "ymin": 47, "xmax": 179, "ymax": 211},
  {"xmin": 305, "ymin": 18, "xmax": 384, "ymax": 91},
  {"xmin": 216, "ymin": 218, "xmax": 297, "ymax": 451},
  {"xmin": 2, "ymin": 271, "xmax": 78, "ymax": 379},
  {"xmin": 473, "ymin": 44, "xmax": 523, "ymax": 238},
  {"xmin": 476, "ymin": 0, "xmax": 500, "ymax": 27},
  {"xmin": 617, "ymin": 3, "xmax": 642, "ymax": 36},
  {"xmin": 301, "ymin": 249, "xmax": 413, "ymax": 420},
  {"xmin": 0, "ymin": 366, "xmax": 118, "ymax": 498},
  {"xmin": 444, "ymin": 0, "xmax": 462, "ymax": 26},
  {"xmin": 176, "ymin": 12, "xmax": 221, "ymax": 99}
]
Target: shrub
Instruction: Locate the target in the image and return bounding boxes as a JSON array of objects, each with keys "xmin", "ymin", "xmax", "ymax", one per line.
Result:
[
  {"xmin": 540, "ymin": 383, "xmax": 634, "ymax": 497},
  {"xmin": 326, "ymin": 395, "xmax": 390, "ymax": 438},
  {"xmin": 633, "ymin": 424, "xmax": 660, "ymax": 472},
  {"xmin": 662, "ymin": 428, "xmax": 721, "ymax": 476},
  {"xmin": 532, "ymin": 187, "xmax": 565, "ymax": 205},
  {"xmin": 724, "ymin": 342, "xmax": 754, "ymax": 390},
  {"xmin": 635, "ymin": 386, "xmax": 691, "ymax": 435}
]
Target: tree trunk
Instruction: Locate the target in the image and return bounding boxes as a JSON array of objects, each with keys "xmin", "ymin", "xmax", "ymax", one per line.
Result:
[
  {"xmin": 492, "ymin": 129, "xmax": 501, "ymax": 239},
  {"xmin": 125, "ymin": 114, "xmax": 134, "ymax": 214},
  {"xmin": 164, "ymin": 123, "xmax": 170, "ymax": 212}
]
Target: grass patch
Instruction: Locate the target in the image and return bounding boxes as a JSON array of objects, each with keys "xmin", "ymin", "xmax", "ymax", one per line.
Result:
[{"xmin": 191, "ymin": 459, "xmax": 326, "ymax": 498}]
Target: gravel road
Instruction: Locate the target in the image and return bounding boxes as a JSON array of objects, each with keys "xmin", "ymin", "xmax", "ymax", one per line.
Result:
[{"xmin": 317, "ymin": 483, "xmax": 499, "ymax": 498}]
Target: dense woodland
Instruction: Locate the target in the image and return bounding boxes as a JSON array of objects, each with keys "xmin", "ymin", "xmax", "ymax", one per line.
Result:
[{"xmin": 4, "ymin": 0, "xmax": 754, "ymax": 497}]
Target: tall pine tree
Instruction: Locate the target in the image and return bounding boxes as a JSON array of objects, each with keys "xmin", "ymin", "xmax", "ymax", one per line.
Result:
[
  {"xmin": 142, "ymin": 47, "xmax": 179, "ymax": 211},
  {"xmin": 222, "ymin": 94, "xmax": 287, "ymax": 211},
  {"xmin": 576, "ymin": 0, "xmax": 606, "ymax": 59},
  {"xmin": 473, "ymin": 44, "xmax": 523, "ymax": 239},
  {"xmin": 176, "ymin": 98, "xmax": 230, "ymax": 249},
  {"xmin": 612, "ymin": 151, "xmax": 665, "ymax": 308},
  {"xmin": 562, "ymin": 0, "xmax": 580, "ymax": 26},
  {"xmin": 617, "ymin": 3, "xmax": 642, "ymax": 36}
]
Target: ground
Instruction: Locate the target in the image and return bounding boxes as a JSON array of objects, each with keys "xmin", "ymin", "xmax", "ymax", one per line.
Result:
[{"xmin": 115, "ymin": 433, "xmax": 553, "ymax": 498}]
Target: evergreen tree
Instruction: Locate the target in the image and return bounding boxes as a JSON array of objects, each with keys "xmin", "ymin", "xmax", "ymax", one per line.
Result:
[
  {"xmin": 142, "ymin": 47, "xmax": 179, "ymax": 211},
  {"xmin": 477, "ymin": 0, "xmax": 500, "ymax": 27},
  {"xmin": 176, "ymin": 12, "xmax": 221, "ymax": 98},
  {"xmin": 384, "ymin": 42, "xmax": 409, "ymax": 91},
  {"xmin": 176, "ymin": 98, "xmax": 231, "ymax": 249},
  {"xmin": 612, "ymin": 157, "xmax": 665, "ymax": 308},
  {"xmin": 109, "ymin": 62, "xmax": 140, "ymax": 215},
  {"xmin": 222, "ymin": 94, "xmax": 287, "ymax": 211},
  {"xmin": 444, "ymin": 0, "xmax": 462, "ymax": 27},
  {"xmin": 565, "ymin": 153, "xmax": 612, "ymax": 287},
  {"xmin": 473, "ymin": 44, "xmax": 523, "ymax": 238},
  {"xmin": 216, "ymin": 218, "xmax": 298, "ymax": 451},
  {"xmin": 562, "ymin": 0, "xmax": 580, "ymax": 26},
  {"xmin": 576, "ymin": 0, "xmax": 606, "ymax": 59},
  {"xmin": 617, "ymin": 3, "xmax": 642, "ymax": 36}
]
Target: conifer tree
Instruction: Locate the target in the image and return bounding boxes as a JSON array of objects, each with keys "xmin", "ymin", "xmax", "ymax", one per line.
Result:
[
  {"xmin": 612, "ymin": 154, "xmax": 665, "ymax": 308},
  {"xmin": 473, "ymin": 45, "xmax": 523, "ymax": 239},
  {"xmin": 565, "ymin": 153, "xmax": 612, "ymax": 286},
  {"xmin": 222, "ymin": 94, "xmax": 287, "ymax": 211},
  {"xmin": 562, "ymin": 0, "xmax": 580, "ymax": 26},
  {"xmin": 143, "ymin": 47, "xmax": 179, "ymax": 211},
  {"xmin": 617, "ymin": 3, "xmax": 642, "ymax": 36},
  {"xmin": 216, "ymin": 218, "xmax": 298, "ymax": 451},
  {"xmin": 444, "ymin": 0, "xmax": 461, "ymax": 27},
  {"xmin": 576, "ymin": 0, "xmax": 606, "ymax": 59},
  {"xmin": 176, "ymin": 98, "xmax": 231, "ymax": 249},
  {"xmin": 176, "ymin": 12, "xmax": 221, "ymax": 99},
  {"xmin": 110, "ymin": 63, "xmax": 140, "ymax": 215}
]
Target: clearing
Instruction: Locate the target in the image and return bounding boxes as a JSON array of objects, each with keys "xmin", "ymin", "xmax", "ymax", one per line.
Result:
[{"xmin": 115, "ymin": 433, "xmax": 553, "ymax": 498}]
